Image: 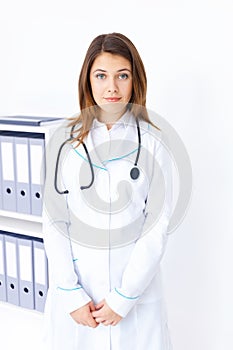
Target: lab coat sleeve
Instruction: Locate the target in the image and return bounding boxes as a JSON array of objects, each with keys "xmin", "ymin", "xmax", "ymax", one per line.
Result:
[
  {"xmin": 42, "ymin": 142, "xmax": 91, "ymax": 315},
  {"xmin": 105, "ymin": 134, "xmax": 173, "ymax": 318},
  {"xmin": 43, "ymin": 213, "xmax": 92, "ymax": 314}
]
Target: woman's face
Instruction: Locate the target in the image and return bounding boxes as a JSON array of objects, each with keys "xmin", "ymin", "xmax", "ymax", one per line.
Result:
[{"xmin": 90, "ymin": 52, "xmax": 133, "ymax": 120}]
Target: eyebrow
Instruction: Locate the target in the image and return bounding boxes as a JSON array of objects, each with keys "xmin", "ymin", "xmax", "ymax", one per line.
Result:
[{"xmin": 92, "ymin": 68, "xmax": 132, "ymax": 73}]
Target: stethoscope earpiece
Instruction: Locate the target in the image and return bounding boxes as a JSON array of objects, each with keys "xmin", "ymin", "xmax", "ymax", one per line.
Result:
[{"xmin": 130, "ymin": 167, "xmax": 140, "ymax": 180}]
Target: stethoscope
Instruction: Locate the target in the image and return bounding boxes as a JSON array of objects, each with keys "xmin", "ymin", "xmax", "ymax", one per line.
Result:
[{"xmin": 54, "ymin": 117, "xmax": 142, "ymax": 194}]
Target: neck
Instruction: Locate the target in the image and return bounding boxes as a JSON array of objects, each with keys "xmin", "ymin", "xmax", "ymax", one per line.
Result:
[{"xmin": 98, "ymin": 107, "xmax": 127, "ymax": 129}]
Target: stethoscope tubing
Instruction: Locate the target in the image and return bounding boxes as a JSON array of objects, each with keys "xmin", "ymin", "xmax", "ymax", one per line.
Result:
[{"xmin": 54, "ymin": 117, "xmax": 141, "ymax": 194}]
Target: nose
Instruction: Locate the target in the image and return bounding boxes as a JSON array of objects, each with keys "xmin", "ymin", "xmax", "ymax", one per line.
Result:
[{"xmin": 107, "ymin": 77, "xmax": 118, "ymax": 93}]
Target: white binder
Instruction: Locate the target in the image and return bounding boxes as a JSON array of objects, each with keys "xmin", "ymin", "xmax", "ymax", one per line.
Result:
[
  {"xmin": 0, "ymin": 232, "xmax": 7, "ymax": 302},
  {"xmin": 18, "ymin": 236, "xmax": 35, "ymax": 309},
  {"xmin": 29, "ymin": 135, "xmax": 45, "ymax": 216},
  {"xmin": 5, "ymin": 234, "xmax": 20, "ymax": 306},
  {"xmin": 15, "ymin": 135, "xmax": 31, "ymax": 214},
  {"xmin": 0, "ymin": 133, "xmax": 17, "ymax": 212},
  {"xmin": 33, "ymin": 239, "xmax": 49, "ymax": 312}
]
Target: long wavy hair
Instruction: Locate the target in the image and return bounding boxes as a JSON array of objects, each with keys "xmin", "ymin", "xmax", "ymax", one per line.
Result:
[{"xmin": 69, "ymin": 32, "xmax": 158, "ymax": 145}]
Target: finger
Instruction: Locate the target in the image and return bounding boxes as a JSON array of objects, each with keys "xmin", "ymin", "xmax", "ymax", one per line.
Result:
[
  {"xmin": 92, "ymin": 321, "xmax": 100, "ymax": 328},
  {"xmin": 92, "ymin": 311, "xmax": 97, "ymax": 318},
  {"xmin": 95, "ymin": 300, "xmax": 105, "ymax": 309},
  {"xmin": 95, "ymin": 317, "xmax": 105, "ymax": 324},
  {"xmin": 89, "ymin": 301, "xmax": 96, "ymax": 312},
  {"xmin": 90, "ymin": 323, "xmax": 99, "ymax": 328},
  {"xmin": 87, "ymin": 312, "xmax": 100, "ymax": 327},
  {"xmin": 93, "ymin": 305, "xmax": 108, "ymax": 318},
  {"xmin": 88, "ymin": 318, "xmax": 98, "ymax": 328},
  {"xmin": 92, "ymin": 310, "xmax": 102, "ymax": 318}
]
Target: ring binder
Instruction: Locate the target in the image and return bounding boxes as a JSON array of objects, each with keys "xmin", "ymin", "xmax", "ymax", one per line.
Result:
[
  {"xmin": 29, "ymin": 134, "xmax": 45, "ymax": 216},
  {"xmin": 0, "ymin": 132, "xmax": 17, "ymax": 212},
  {"xmin": 15, "ymin": 134, "xmax": 31, "ymax": 214},
  {"xmin": 0, "ymin": 232, "xmax": 7, "ymax": 302},
  {"xmin": 33, "ymin": 239, "xmax": 49, "ymax": 312},
  {"xmin": 5, "ymin": 234, "xmax": 20, "ymax": 306},
  {"xmin": 18, "ymin": 237, "xmax": 35, "ymax": 309},
  {"xmin": 0, "ymin": 116, "xmax": 60, "ymax": 315}
]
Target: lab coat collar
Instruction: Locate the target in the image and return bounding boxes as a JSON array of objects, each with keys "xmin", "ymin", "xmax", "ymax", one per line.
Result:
[
  {"xmin": 72, "ymin": 110, "xmax": 141, "ymax": 169},
  {"xmin": 84, "ymin": 109, "xmax": 137, "ymax": 168}
]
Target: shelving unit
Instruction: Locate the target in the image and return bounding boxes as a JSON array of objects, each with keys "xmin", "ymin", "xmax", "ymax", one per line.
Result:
[
  {"xmin": 0, "ymin": 117, "xmax": 64, "ymax": 350},
  {"xmin": 0, "ymin": 118, "xmax": 62, "ymax": 235},
  {"xmin": 0, "ymin": 301, "xmax": 44, "ymax": 350}
]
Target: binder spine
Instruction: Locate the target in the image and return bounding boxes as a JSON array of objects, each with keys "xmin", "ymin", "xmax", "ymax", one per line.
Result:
[
  {"xmin": 33, "ymin": 239, "xmax": 49, "ymax": 312},
  {"xmin": 15, "ymin": 136, "xmax": 31, "ymax": 214},
  {"xmin": 1, "ymin": 135, "xmax": 17, "ymax": 212},
  {"xmin": 18, "ymin": 237, "xmax": 35, "ymax": 310},
  {"xmin": 5, "ymin": 235, "xmax": 20, "ymax": 306},
  {"xmin": 29, "ymin": 135, "xmax": 45, "ymax": 216},
  {"xmin": 0, "ymin": 233, "xmax": 7, "ymax": 302}
]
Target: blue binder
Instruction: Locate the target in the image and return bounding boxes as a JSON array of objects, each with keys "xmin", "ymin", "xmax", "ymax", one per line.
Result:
[
  {"xmin": 0, "ymin": 232, "xmax": 7, "ymax": 302},
  {"xmin": 0, "ymin": 132, "xmax": 17, "ymax": 212},
  {"xmin": 29, "ymin": 134, "xmax": 45, "ymax": 216},
  {"xmin": 5, "ymin": 234, "xmax": 20, "ymax": 306},
  {"xmin": 18, "ymin": 236, "xmax": 35, "ymax": 309},
  {"xmin": 0, "ymin": 116, "xmax": 63, "ymax": 215},
  {"xmin": 15, "ymin": 134, "xmax": 31, "ymax": 214},
  {"xmin": 33, "ymin": 239, "xmax": 49, "ymax": 312}
]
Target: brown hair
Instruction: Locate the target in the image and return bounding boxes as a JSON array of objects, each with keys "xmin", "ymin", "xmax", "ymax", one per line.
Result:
[{"xmin": 69, "ymin": 32, "xmax": 158, "ymax": 145}]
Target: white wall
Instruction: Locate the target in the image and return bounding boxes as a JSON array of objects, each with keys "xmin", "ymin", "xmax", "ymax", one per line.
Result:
[{"xmin": 1, "ymin": 1, "xmax": 232, "ymax": 349}]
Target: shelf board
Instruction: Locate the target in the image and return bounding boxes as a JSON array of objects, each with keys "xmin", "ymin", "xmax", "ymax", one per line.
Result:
[
  {"xmin": 0, "ymin": 210, "xmax": 42, "ymax": 223},
  {"xmin": 0, "ymin": 214, "xmax": 43, "ymax": 238},
  {"xmin": 0, "ymin": 300, "xmax": 43, "ymax": 316}
]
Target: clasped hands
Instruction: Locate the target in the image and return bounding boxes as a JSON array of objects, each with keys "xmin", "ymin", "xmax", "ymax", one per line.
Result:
[{"xmin": 70, "ymin": 300, "xmax": 122, "ymax": 328}]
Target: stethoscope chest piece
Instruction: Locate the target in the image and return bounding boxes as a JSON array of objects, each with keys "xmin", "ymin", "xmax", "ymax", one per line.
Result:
[{"xmin": 130, "ymin": 167, "xmax": 140, "ymax": 180}]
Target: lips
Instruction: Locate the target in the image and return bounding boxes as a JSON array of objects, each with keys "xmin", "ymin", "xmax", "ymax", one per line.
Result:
[{"xmin": 104, "ymin": 97, "xmax": 121, "ymax": 102}]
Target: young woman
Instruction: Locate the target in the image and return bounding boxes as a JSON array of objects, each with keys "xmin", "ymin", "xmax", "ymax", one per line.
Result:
[{"xmin": 43, "ymin": 32, "xmax": 173, "ymax": 349}]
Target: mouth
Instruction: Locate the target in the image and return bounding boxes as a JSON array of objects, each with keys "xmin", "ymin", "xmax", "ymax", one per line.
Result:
[{"xmin": 104, "ymin": 97, "xmax": 122, "ymax": 103}]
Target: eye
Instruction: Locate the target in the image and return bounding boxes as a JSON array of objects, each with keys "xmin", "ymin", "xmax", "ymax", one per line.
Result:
[
  {"xmin": 118, "ymin": 73, "xmax": 129, "ymax": 80},
  {"xmin": 96, "ymin": 73, "xmax": 106, "ymax": 80}
]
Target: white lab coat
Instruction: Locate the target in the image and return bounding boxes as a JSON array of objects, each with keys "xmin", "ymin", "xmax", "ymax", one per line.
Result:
[{"xmin": 42, "ymin": 111, "xmax": 173, "ymax": 350}]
